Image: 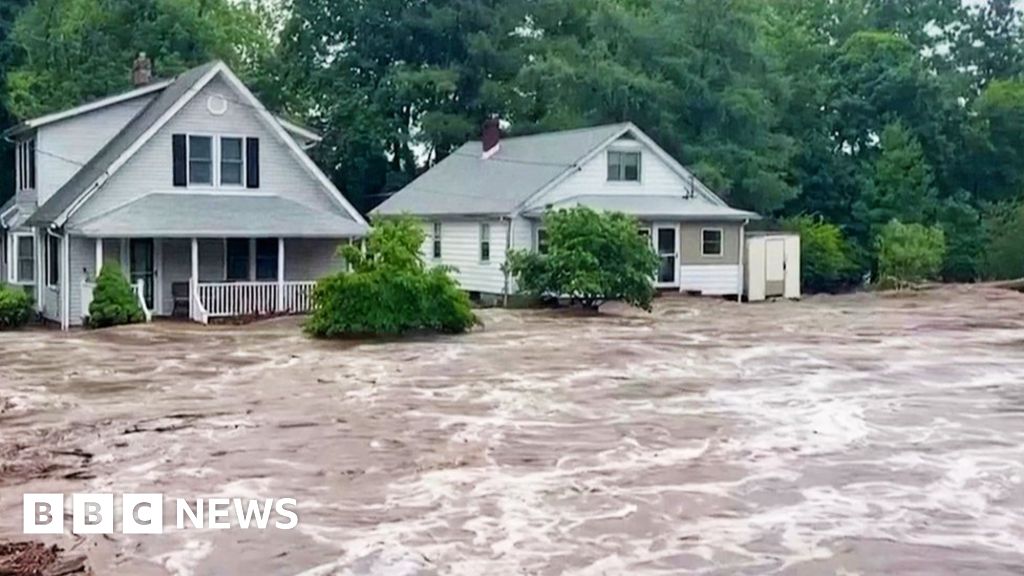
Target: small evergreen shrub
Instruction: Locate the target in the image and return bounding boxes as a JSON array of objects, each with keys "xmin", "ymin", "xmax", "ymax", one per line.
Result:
[
  {"xmin": 89, "ymin": 263, "xmax": 145, "ymax": 328},
  {"xmin": 507, "ymin": 207, "xmax": 660, "ymax": 311},
  {"xmin": 875, "ymin": 219, "xmax": 946, "ymax": 289},
  {"xmin": 783, "ymin": 215, "xmax": 861, "ymax": 293},
  {"xmin": 306, "ymin": 216, "xmax": 476, "ymax": 337},
  {"xmin": 981, "ymin": 201, "xmax": 1024, "ymax": 281},
  {"xmin": 0, "ymin": 284, "xmax": 33, "ymax": 329}
]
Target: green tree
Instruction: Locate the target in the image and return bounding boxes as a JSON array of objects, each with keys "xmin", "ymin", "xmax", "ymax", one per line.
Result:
[
  {"xmin": 981, "ymin": 201, "xmax": 1024, "ymax": 280},
  {"xmin": 507, "ymin": 207, "xmax": 660, "ymax": 311},
  {"xmin": 0, "ymin": 0, "xmax": 30, "ymax": 205},
  {"xmin": 783, "ymin": 215, "xmax": 860, "ymax": 293},
  {"xmin": 875, "ymin": 220, "xmax": 946, "ymax": 288},
  {"xmin": 89, "ymin": 263, "xmax": 145, "ymax": 328},
  {"xmin": 306, "ymin": 216, "xmax": 476, "ymax": 337},
  {"xmin": 861, "ymin": 122, "xmax": 939, "ymax": 231},
  {"xmin": 5, "ymin": 0, "xmax": 275, "ymax": 119}
]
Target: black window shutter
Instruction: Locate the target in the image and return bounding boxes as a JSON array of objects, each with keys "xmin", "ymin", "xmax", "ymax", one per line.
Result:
[
  {"xmin": 172, "ymin": 134, "xmax": 187, "ymax": 187},
  {"xmin": 246, "ymin": 138, "xmax": 260, "ymax": 188}
]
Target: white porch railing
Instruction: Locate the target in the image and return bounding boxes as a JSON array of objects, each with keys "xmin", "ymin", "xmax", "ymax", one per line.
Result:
[
  {"xmin": 196, "ymin": 281, "xmax": 316, "ymax": 319},
  {"xmin": 282, "ymin": 281, "xmax": 316, "ymax": 313}
]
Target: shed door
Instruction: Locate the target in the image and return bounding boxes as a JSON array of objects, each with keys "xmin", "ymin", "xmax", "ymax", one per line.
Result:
[{"xmin": 765, "ymin": 238, "xmax": 786, "ymax": 297}]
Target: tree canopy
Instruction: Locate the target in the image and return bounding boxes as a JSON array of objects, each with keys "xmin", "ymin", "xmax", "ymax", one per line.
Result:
[{"xmin": 3, "ymin": 0, "xmax": 1024, "ymax": 281}]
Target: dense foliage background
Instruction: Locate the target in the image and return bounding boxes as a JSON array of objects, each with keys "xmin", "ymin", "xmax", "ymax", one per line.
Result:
[{"xmin": 3, "ymin": 0, "xmax": 1024, "ymax": 283}]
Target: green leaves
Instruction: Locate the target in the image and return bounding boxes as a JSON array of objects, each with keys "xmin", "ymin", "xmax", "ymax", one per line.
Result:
[
  {"xmin": 507, "ymin": 207, "xmax": 660, "ymax": 311},
  {"xmin": 88, "ymin": 263, "xmax": 145, "ymax": 328},
  {"xmin": 875, "ymin": 220, "xmax": 946, "ymax": 289},
  {"xmin": 306, "ymin": 216, "xmax": 476, "ymax": 338},
  {"xmin": 0, "ymin": 283, "xmax": 33, "ymax": 329}
]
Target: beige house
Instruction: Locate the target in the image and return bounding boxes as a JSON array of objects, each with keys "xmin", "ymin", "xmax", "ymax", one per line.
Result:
[{"xmin": 373, "ymin": 122, "xmax": 759, "ymax": 298}]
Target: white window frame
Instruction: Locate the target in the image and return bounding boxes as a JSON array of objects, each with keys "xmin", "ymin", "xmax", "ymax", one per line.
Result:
[
  {"xmin": 12, "ymin": 232, "xmax": 35, "ymax": 285},
  {"xmin": 186, "ymin": 133, "xmax": 216, "ymax": 187},
  {"xmin": 218, "ymin": 135, "xmax": 246, "ymax": 187},
  {"xmin": 46, "ymin": 234, "xmax": 60, "ymax": 288},
  {"xmin": 432, "ymin": 222, "xmax": 442, "ymax": 260},
  {"xmin": 607, "ymin": 150, "xmax": 642, "ymax": 183},
  {"xmin": 536, "ymin": 227, "xmax": 548, "ymax": 255},
  {"xmin": 701, "ymin": 228, "xmax": 724, "ymax": 257},
  {"xmin": 15, "ymin": 139, "xmax": 35, "ymax": 192},
  {"xmin": 479, "ymin": 222, "xmax": 491, "ymax": 263}
]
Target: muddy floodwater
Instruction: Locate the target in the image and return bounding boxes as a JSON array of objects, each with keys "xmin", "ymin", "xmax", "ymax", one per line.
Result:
[{"xmin": 1, "ymin": 286, "xmax": 1023, "ymax": 575}]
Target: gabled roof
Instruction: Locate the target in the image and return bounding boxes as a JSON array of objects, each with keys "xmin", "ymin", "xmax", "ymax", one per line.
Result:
[
  {"xmin": 372, "ymin": 122, "xmax": 745, "ymax": 219},
  {"xmin": 373, "ymin": 123, "xmax": 629, "ymax": 216},
  {"xmin": 25, "ymin": 61, "xmax": 365, "ymax": 229},
  {"xmin": 26, "ymin": 62, "xmax": 219, "ymax": 226},
  {"xmin": 2, "ymin": 81, "xmax": 173, "ymax": 138}
]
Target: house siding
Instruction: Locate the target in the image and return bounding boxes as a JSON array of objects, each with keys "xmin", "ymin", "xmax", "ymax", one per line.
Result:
[
  {"xmin": 68, "ymin": 235, "xmax": 96, "ymax": 325},
  {"xmin": 68, "ymin": 75, "xmax": 354, "ymax": 226},
  {"xmin": 423, "ymin": 219, "xmax": 508, "ymax": 294},
  {"xmin": 532, "ymin": 136, "xmax": 701, "ymax": 207},
  {"xmin": 36, "ymin": 96, "xmax": 154, "ymax": 205},
  {"xmin": 284, "ymin": 238, "xmax": 346, "ymax": 281}
]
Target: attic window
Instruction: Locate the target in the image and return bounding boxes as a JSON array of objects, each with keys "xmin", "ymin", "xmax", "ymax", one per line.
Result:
[{"xmin": 608, "ymin": 151, "xmax": 640, "ymax": 182}]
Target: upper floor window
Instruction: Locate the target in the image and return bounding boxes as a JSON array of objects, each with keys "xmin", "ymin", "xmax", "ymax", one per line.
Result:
[
  {"xmin": 16, "ymin": 139, "xmax": 36, "ymax": 191},
  {"xmin": 432, "ymin": 222, "xmax": 442, "ymax": 259},
  {"xmin": 174, "ymin": 134, "xmax": 259, "ymax": 189},
  {"xmin": 188, "ymin": 135, "xmax": 213, "ymax": 185},
  {"xmin": 608, "ymin": 150, "xmax": 640, "ymax": 182},
  {"xmin": 220, "ymin": 137, "xmax": 244, "ymax": 186}
]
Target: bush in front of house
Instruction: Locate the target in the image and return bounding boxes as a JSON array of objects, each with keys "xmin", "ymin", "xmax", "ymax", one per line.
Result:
[
  {"xmin": 875, "ymin": 219, "xmax": 946, "ymax": 289},
  {"xmin": 306, "ymin": 216, "xmax": 476, "ymax": 337},
  {"xmin": 783, "ymin": 215, "xmax": 861, "ymax": 293},
  {"xmin": 0, "ymin": 284, "xmax": 33, "ymax": 329},
  {"xmin": 507, "ymin": 206, "xmax": 660, "ymax": 311},
  {"xmin": 89, "ymin": 263, "xmax": 145, "ymax": 328}
]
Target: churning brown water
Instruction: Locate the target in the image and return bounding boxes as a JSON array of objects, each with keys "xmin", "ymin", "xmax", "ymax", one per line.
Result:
[{"xmin": 1, "ymin": 285, "xmax": 1023, "ymax": 575}]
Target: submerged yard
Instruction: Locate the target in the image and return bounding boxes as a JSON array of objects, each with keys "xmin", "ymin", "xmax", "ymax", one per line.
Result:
[{"xmin": 1, "ymin": 286, "xmax": 1023, "ymax": 575}]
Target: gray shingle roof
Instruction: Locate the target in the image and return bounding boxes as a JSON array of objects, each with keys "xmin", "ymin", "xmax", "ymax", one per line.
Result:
[
  {"xmin": 26, "ymin": 62, "xmax": 219, "ymax": 226},
  {"xmin": 525, "ymin": 194, "xmax": 760, "ymax": 221},
  {"xmin": 373, "ymin": 123, "xmax": 631, "ymax": 216},
  {"xmin": 69, "ymin": 193, "xmax": 367, "ymax": 238}
]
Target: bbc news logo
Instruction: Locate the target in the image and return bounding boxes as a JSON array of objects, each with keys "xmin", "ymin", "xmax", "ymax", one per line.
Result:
[{"xmin": 24, "ymin": 494, "xmax": 298, "ymax": 534}]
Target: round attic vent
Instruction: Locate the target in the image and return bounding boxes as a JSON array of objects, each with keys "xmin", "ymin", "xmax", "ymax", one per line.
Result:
[{"xmin": 207, "ymin": 94, "xmax": 228, "ymax": 115}]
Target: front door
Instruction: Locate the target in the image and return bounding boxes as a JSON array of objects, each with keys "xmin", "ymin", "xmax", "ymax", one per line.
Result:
[
  {"xmin": 655, "ymin": 225, "xmax": 678, "ymax": 287},
  {"xmin": 130, "ymin": 239, "xmax": 154, "ymax": 309}
]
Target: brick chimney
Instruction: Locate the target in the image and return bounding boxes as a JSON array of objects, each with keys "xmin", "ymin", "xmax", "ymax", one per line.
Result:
[
  {"xmin": 482, "ymin": 116, "xmax": 501, "ymax": 159},
  {"xmin": 132, "ymin": 52, "xmax": 153, "ymax": 87}
]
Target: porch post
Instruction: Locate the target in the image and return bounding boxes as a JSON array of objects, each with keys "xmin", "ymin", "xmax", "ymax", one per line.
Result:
[
  {"xmin": 276, "ymin": 237, "xmax": 285, "ymax": 312},
  {"xmin": 190, "ymin": 238, "xmax": 199, "ymax": 320},
  {"xmin": 95, "ymin": 238, "xmax": 103, "ymax": 276}
]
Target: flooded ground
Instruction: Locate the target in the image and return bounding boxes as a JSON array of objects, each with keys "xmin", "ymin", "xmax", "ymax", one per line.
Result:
[{"xmin": 1, "ymin": 285, "xmax": 1023, "ymax": 575}]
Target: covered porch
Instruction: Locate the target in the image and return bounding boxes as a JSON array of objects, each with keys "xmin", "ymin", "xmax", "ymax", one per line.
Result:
[{"xmin": 70, "ymin": 193, "xmax": 364, "ymax": 325}]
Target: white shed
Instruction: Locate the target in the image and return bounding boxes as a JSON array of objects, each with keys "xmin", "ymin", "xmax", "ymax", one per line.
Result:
[{"xmin": 745, "ymin": 232, "xmax": 800, "ymax": 302}]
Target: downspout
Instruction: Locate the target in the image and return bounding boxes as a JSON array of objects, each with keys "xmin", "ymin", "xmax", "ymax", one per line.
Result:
[{"xmin": 737, "ymin": 219, "xmax": 749, "ymax": 303}]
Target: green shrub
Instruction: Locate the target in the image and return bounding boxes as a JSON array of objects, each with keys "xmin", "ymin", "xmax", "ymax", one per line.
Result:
[
  {"xmin": 306, "ymin": 216, "xmax": 476, "ymax": 337},
  {"xmin": 981, "ymin": 201, "xmax": 1024, "ymax": 280},
  {"xmin": 506, "ymin": 206, "xmax": 660, "ymax": 310},
  {"xmin": 783, "ymin": 215, "xmax": 861, "ymax": 293},
  {"xmin": 937, "ymin": 194, "xmax": 983, "ymax": 282},
  {"xmin": 0, "ymin": 284, "xmax": 33, "ymax": 329},
  {"xmin": 875, "ymin": 219, "xmax": 946, "ymax": 288},
  {"xmin": 89, "ymin": 263, "xmax": 145, "ymax": 328}
]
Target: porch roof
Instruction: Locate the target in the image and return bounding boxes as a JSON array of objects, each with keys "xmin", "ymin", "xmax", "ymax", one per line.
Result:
[
  {"xmin": 523, "ymin": 194, "xmax": 760, "ymax": 221},
  {"xmin": 67, "ymin": 193, "xmax": 368, "ymax": 238}
]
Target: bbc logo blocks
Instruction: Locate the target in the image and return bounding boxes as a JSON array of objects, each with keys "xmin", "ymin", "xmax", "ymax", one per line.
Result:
[{"xmin": 24, "ymin": 493, "xmax": 164, "ymax": 535}]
